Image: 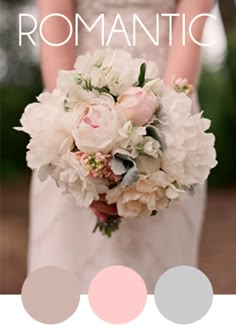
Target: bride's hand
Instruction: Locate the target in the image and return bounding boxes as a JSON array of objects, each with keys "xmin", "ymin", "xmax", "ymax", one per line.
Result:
[{"xmin": 90, "ymin": 195, "xmax": 118, "ymax": 221}]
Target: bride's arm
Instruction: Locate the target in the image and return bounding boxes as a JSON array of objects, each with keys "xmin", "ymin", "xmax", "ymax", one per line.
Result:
[
  {"xmin": 164, "ymin": 0, "xmax": 216, "ymax": 87},
  {"xmin": 37, "ymin": 0, "xmax": 76, "ymax": 92}
]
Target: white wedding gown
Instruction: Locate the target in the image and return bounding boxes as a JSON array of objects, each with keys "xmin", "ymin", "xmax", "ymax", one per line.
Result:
[{"xmin": 28, "ymin": 0, "xmax": 206, "ymax": 293}]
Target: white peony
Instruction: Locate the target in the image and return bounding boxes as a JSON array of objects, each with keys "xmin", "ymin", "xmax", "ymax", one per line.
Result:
[
  {"xmin": 161, "ymin": 88, "xmax": 192, "ymax": 121},
  {"xmin": 72, "ymin": 94, "xmax": 120, "ymax": 154},
  {"xmin": 160, "ymin": 89, "xmax": 217, "ymax": 185},
  {"xmin": 15, "ymin": 89, "xmax": 75, "ymax": 169},
  {"xmin": 50, "ymin": 152, "xmax": 108, "ymax": 207},
  {"xmin": 106, "ymin": 170, "xmax": 174, "ymax": 218}
]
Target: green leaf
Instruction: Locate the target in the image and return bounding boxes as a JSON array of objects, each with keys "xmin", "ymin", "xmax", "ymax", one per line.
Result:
[
  {"xmin": 137, "ymin": 63, "xmax": 147, "ymax": 87},
  {"xmin": 64, "ymin": 106, "xmax": 71, "ymax": 112},
  {"xmin": 184, "ymin": 184, "xmax": 197, "ymax": 197},
  {"xmin": 92, "ymin": 215, "xmax": 122, "ymax": 237},
  {"xmin": 151, "ymin": 210, "xmax": 158, "ymax": 216},
  {"xmin": 94, "ymin": 86, "xmax": 118, "ymax": 101},
  {"xmin": 93, "ymin": 86, "xmax": 110, "ymax": 93},
  {"xmin": 108, "ymin": 183, "xmax": 117, "ymax": 190},
  {"xmin": 145, "ymin": 125, "xmax": 166, "ymax": 150}
]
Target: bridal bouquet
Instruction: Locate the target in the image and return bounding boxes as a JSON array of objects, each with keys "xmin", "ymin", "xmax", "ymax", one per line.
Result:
[{"xmin": 16, "ymin": 49, "xmax": 217, "ymax": 237}]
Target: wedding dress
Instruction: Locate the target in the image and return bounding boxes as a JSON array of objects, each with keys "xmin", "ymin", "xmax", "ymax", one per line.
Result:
[{"xmin": 28, "ymin": 0, "xmax": 206, "ymax": 293}]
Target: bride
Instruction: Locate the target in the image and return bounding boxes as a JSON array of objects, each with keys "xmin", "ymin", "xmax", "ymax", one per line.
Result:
[{"xmin": 29, "ymin": 0, "xmax": 215, "ymax": 293}]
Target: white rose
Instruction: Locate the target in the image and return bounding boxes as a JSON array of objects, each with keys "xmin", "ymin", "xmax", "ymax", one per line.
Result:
[{"xmin": 73, "ymin": 94, "xmax": 119, "ymax": 154}]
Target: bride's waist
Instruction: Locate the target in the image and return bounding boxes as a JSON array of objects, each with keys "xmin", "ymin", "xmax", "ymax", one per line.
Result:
[{"xmin": 78, "ymin": 0, "xmax": 175, "ymax": 13}]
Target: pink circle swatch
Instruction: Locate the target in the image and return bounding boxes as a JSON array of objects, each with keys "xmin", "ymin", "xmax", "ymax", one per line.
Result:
[{"xmin": 88, "ymin": 265, "xmax": 147, "ymax": 324}]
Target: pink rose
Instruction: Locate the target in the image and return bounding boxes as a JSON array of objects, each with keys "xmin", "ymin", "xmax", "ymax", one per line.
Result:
[{"xmin": 116, "ymin": 87, "xmax": 158, "ymax": 126}]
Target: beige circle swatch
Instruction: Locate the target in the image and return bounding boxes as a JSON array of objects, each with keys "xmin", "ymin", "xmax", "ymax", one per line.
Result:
[{"xmin": 21, "ymin": 266, "xmax": 80, "ymax": 324}]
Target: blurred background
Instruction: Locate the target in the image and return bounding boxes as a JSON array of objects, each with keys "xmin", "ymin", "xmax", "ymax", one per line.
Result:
[{"xmin": 1, "ymin": 0, "xmax": 236, "ymax": 293}]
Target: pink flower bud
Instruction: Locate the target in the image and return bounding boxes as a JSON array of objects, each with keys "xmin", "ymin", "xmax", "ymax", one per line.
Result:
[
  {"xmin": 171, "ymin": 76, "xmax": 194, "ymax": 96},
  {"xmin": 117, "ymin": 87, "xmax": 158, "ymax": 126}
]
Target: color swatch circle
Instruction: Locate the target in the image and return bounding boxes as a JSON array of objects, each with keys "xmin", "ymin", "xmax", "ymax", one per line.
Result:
[
  {"xmin": 88, "ymin": 265, "xmax": 147, "ymax": 324},
  {"xmin": 21, "ymin": 266, "xmax": 80, "ymax": 324},
  {"xmin": 154, "ymin": 265, "xmax": 213, "ymax": 324}
]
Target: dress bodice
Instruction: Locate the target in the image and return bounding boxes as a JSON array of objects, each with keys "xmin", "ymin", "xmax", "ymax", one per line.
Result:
[
  {"xmin": 76, "ymin": 0, "xmax": 176, "ymax": 76},
  {"xmin": 82, "ymin": 0, "xmax": 176, "ymax": 11}
]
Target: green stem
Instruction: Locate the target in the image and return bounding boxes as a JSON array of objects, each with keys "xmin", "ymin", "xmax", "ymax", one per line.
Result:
[{"xmin": 92, "ymin": 215, "xmax": 122, "ymax": 237}]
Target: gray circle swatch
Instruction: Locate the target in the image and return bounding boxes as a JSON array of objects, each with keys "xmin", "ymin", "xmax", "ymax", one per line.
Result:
[
  {"xmin": 154, "ymin": 266, "xmax": 213, "ymax": 324},
  {"xmin": 21, "ymin": 266, "xmax": 80, "ymax": 324}
]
